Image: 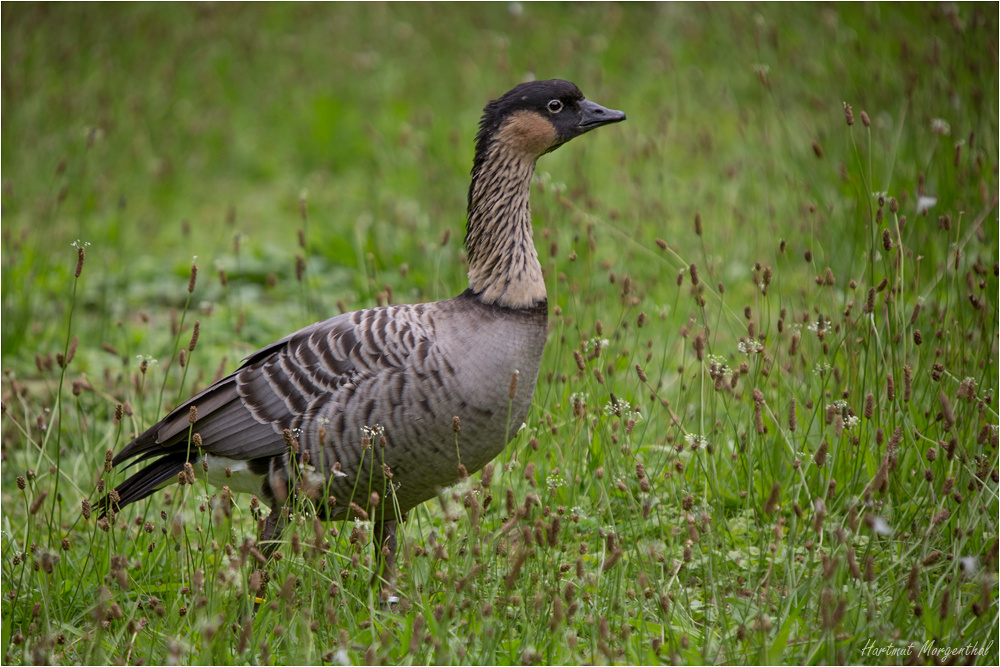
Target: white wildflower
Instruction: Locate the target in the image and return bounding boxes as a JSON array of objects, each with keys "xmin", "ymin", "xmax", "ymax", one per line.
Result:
[
  {"xmin": 603, "ymin": 398, "xmax": 629, "ymax": 417},
  {"xmin": 684, "ymin": 433, "xmax": 709, "ymax": 448},
  {"xmin": 958, "ymin": 556, "xmax": 978, "ymax": 576},
  {"xmin": 868, "ymin": 516, "xmax": 892, "ymax": 536},
  {"xmin": 930, "ymin": 118, "xmax": 950, "ymax": 136},
  {"xmin": 545, "ymin": 472, "xmax": 565, "ymax": 490},
  {"xmin": 584, "ymin": 336, "xmax": 610, "ymax": 353},
  {"xmin": 915, "ymin": 195, "xmax": 937, "ymax": 214},
  {"xmin": 807, "ymin": 316, "xmax": 830, "ymax": 333},
  {"xmin": 603, "ymin": 397, "xmax": 642, "ymax": 422}
]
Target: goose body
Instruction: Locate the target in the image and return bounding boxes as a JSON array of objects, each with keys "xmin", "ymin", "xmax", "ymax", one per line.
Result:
[
  {"xmin": 102, "ymin": 79, "xmax": 625, "ymax": 587},
  {"xmin": 113, "ymin": 290, "xmax": 546, "ymax": 519}
]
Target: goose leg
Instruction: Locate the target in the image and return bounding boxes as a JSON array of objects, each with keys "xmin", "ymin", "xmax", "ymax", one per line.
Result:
[
  {"xmin": 258, "ymin": 506, "xmax": 286, "ymax": 559},
  {"xmin": 372, "ymin": 519, "xmax": 398, "ymax": 604},
  {"xmin": 251, "ymin": 508, "xmax": 286, "ymax": 614}
]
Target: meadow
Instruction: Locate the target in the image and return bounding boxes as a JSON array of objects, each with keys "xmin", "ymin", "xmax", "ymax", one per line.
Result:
[{"xmin": 2, "ymin": 3, "xmax": 997, "ymax": 664}]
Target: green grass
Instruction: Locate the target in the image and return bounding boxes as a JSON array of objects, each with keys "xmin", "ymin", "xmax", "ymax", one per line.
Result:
[{"xmin": 2, "ymin": 3, "xmax": 997, "ymax": 664}]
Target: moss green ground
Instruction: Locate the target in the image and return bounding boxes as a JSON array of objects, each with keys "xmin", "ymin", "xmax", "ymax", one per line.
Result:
[{"xmin": 2, "ymin": 3, "xmax": 997, "ymax": 665}]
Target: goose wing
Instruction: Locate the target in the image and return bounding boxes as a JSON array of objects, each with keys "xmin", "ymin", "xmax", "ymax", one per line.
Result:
[{"xmin": 105, "ymin": 304, "xmax": 431, "ymax": 509}]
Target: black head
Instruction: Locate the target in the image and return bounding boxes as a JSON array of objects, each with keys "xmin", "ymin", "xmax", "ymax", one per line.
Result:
[{"xmin": 474, "ymin": 79, "xmax": 626, "ymax": 161}]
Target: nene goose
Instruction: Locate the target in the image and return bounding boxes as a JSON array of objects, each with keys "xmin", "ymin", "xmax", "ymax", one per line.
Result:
[{"xmin": 101, "ymin": 79, "xmax": 625, "ymax": 596}]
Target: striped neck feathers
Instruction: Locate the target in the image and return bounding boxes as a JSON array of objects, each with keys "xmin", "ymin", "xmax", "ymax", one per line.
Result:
[{"xmin": 465, "ymin": 112, "xmax": 554, "ymax": 309}]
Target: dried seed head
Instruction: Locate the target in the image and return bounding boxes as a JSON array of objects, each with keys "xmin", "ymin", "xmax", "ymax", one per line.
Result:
[
  {"xmin": 508, "ymin": 370, "xmax": 519, "ymax": 400},
  {"xmin": 188, "ymin": 261, "xmax": 198, "ymax": 294},
  {"xmin": 635, "ymin": 364, "xmax": 647, "ymax": 383},
  {"xmin": 188, "ymin": 321, "xmax": 200, "ymax": 353},
  {"xmin": 67, "ymin": 336, "xmax": 79, "ymax": 366},
  {"xmin": 283, "ymin": 428, "xmax": 300, "ymax": 455},
  {"xmin": 694, "ymin": 212, "xmax": 702, "ymax": 236},
  {"xmin": 931, "ymin": 362, "xmax": 944, "ymax": 382},
  {"xmin": 655, "ymin": 238, "xmax": 667, "ymax": 251},
  {"xmin": 939, "ymin": 589, "xmax": 951, "ymax": 620},
  {"xmin": 689, "ymin": 263, "xmax": 699, "ymax": 286},
  {"xmin": 452, "ymin": 416, "xmax": 461, "ymax": 432},
  {"xmin": 481, "ymin": 462, "xmax": 494, "ymax": 489},
  {"xmin": 941, "ymin": 476, "xmax": 955, "ymax": 495},
  {"xmin": 882, "ymin": 228, "xmax": 893, "ymax": 251},
  {"xmin": 843, "ymin": 102, "xmax": 854, "ymax": 126},
  {"xmin": 861, "ymin": 110, "xmax": 871, "ymax": 127},
  {"xmin": 75, "ymin": 246, "xmax": 86, "ymax": 278},
  {"xmin": 906, "ymin": 564, "xmax": 920, "ymax": 601},
  {"xmin": 864, "ymin": 288, "xmax": 876, "ymax": 313},
  {"xmin": 189, "ymin": 405, "xmax": 198, "ymax": 424},
  {"xmin": 813, "ymin": 501, "xmax": 827, "ymax": 533},
  {"xmin": 692, "ymin": 331, "xmax": 706, "ymax": 361},
  {"xmin": 814, "ymin": 440, "xmax": 829, "ymax": 468},
  {"xmin": 29, "ymin": 490, "xmax": 48, "ymax": 515},
  {"xmin": 864, "ymin": 393, "xmax": 875, "ymax": 420},
  {"xmin": 763, "ymin": 483, "xmax": 780, "ymax": 514},
  {"xmin": 523, "ymin": 462, "xmax": 535, "ymax": 486},
  {"xmin": 295, "ymin": 254, "xmax": 306, "ymax": 282},
  {"xmin": 939, "ymin": 392, "xmax": 955, "ymax": 428}
]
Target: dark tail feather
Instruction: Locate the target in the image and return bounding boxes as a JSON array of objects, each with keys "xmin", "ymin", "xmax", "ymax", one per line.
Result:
[{"xmin": 97, "ymin": 453, "xmax": 191, "ymax": 517}]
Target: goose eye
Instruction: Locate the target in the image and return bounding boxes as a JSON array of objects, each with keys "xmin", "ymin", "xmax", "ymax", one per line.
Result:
[{"xmin": 547, "ymin": 99, "xmax": 564, "ymax": 113}]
